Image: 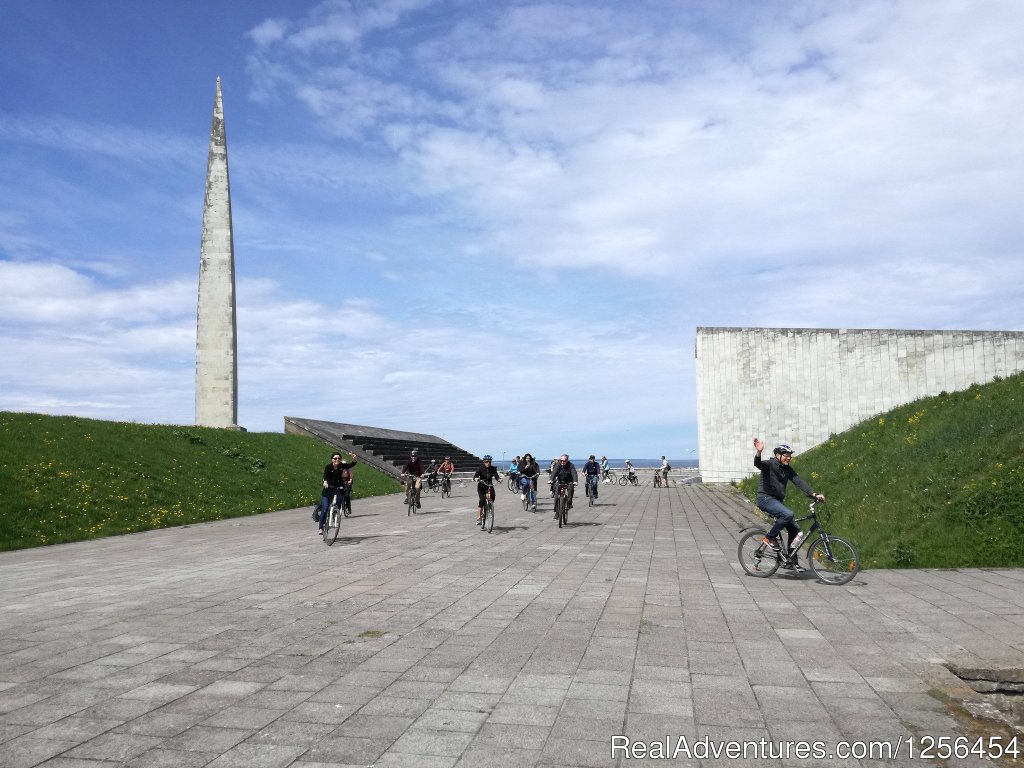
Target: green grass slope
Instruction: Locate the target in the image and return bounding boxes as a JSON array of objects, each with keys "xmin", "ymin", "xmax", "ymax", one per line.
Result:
[
  {"xmin": 0, "ymin": 412, "xmax": 401, "ymax": 551},
  {"xmin": 738, "ymin": 372, "xmax": 1024, "ymax": 569}
]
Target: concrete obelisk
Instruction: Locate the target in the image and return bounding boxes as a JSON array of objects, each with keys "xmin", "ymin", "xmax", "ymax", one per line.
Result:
[{"xmin": 195, "ymin": 77, "xmax": 239, "ymax": 429}]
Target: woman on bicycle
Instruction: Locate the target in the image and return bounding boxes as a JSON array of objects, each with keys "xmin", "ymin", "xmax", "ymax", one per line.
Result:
[
  {"xmin": 753, "ymin": 438, "xmax": 824, "ymax": 555},
  {"xmin": 518, "ymin": 453, "xmax": 540, "ymax": 511},
  {"xmin": 600, "ymin": 455, "xmax": 611, "ymax": 483},
  {"xmin": 473, "ymin": 455, "xmax": 502, "ymax": 526},
  {"xmin": 318, "ymin": 451, "xmax": 357, "ymax": 534}
]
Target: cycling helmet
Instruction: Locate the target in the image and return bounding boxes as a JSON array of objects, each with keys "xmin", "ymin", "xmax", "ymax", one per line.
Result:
[
  {"xmin": 482, "ymin": 454, "xmax": 492, "ymax": 461},
  {"xmin": 774, "ymin": 444, "xmax": 794, "ymax": 455},
  {"xmin": 411, "ymin": 449, "xmax": 419, "ymax": 455}
]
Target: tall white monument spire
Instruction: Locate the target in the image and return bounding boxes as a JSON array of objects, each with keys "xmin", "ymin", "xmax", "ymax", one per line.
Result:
[{"xmin": 195, "ymin": 77, "xmax": 240, "ymax": 428}]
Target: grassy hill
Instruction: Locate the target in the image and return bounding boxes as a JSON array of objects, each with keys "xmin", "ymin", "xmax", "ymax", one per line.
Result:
[
  {"xmin": 0, "ymin": 412, "xmax": 401, "ymax": 552},
  {"xmin": 738, "ymin": 372, "xmax": 1024, "ymax": 569}
]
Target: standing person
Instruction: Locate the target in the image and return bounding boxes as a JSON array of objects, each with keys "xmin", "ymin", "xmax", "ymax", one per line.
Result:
[
  {"xmin": 473, "ymin": 454, "xmax": 503, "ymax": 527},
  {"xmin": 401, "ymin": 449, "xmax": 424, "ymax": 511},
  {"xmin": 660, "ymin": 455, "xmax": 671, "ymax": 487},
  {"xmin": 752, "ymin": 439, "xmax": 824, "ymax": 558},
  {"xmin": 518, "ymin": 453, "xmax": 540, "ymax": 511},
  {"xmin": 549, "ymin": 454, "xmax": 578, "ymax": 517},
  {"xmin": 583, "ymin": 455, "xmax": 601, "ymax": 500},
  {"xmin": 318, "ymin": 451, "xmax": 357, "ymax": 534},
  {"xmin": 600, "ymin": 455, "xmax": 611, "ymax": 483}
]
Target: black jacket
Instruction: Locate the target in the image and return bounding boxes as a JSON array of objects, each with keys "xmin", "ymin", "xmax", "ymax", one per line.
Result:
[{"xmin": 754, "ymin": 454, "xmax": 813, "ymax": 501}]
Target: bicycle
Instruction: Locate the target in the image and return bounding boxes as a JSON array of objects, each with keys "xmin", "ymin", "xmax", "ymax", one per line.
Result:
[
  {"xmin": 440, "ymin": 473, "xmax": 452, "ymax": 498},
  {"xmin": 401, "ymin": 474, "xmax": 419, "ymax": 516},
  {"xmin": 478, "ymin": 480, "xmax": 495, "ymax": 532},
  {"xmin": 553, "ymin": 481, "xmax": 572, "ymax": 528},
  {"xmin": 426, "ymin": 473, "xmax": 440, "ymax": 493},
  {"xmin": 737, "ymin": 500, "xmax": 860, "ymax": 585},
  {"xmin": 507, "ymin": 473, "xmax": 519, "ymax": 493},
  {"xmin": 652, "ymin": 472, "xmax": 662, "ymax": 488},
  {"xmin": 618, "ymin": 472, "xmax": 639, "ymax": 486},
  {"xmin": 585, "ymin": 474, "xmax": 598, "ymax": 506},
  {"xmin": 603, "ymin": 470, "xmax": 617, "ymax": 484},
  {"xmin": 322, "ymin": 490, "xmax": 343, "ymax": 545},
  {"xmin": 519, "ymin": 475, "xmax": 537, "ymax": 512}
]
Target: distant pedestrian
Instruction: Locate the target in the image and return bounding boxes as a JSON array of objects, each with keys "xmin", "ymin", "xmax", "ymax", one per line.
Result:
[{"xmin": 660, "ymin": 455, "xmax": 671, "ymax": 487}]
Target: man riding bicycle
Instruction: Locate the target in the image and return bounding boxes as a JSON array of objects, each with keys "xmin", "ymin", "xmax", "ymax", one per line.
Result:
[
  {"xmin": 318, "ymin": 451, "xmax": 357, "ymax": 534},
  {"xmin": 753, "ymin": 438, "xmax": 825, "ymax": 568},
  {"xmin": 583, "ymin": 455, "xmax": 601, "ymax": 500},
  {"xmin": 401, "ymin": 449, "xmax": 424, "ymax": 511},
  {"xmin": 473, "ymin": 455, "xmax": 502, "ymax": 527},
  {"xmin": 549, "ymin": 454, "xmax": 578, "ymax": 517}
]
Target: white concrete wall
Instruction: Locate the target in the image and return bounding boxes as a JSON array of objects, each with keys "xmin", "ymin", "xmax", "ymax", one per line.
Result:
[
  {"xmin": 696, "ymin": 327, "xmax": 1024, "ymax": 483},
  {"xmin": 195, "ymin": 78, "xmax": 239, "ymax": 429}
]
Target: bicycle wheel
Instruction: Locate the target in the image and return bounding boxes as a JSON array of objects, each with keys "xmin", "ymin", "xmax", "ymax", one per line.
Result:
[
  {"xmin": 407, "ymin": 488, "xmax": 415, "ymax": 516},
  {"xmin": 807, "ymin": 536, "xmax": 860, "ymax": 585},
  {"xmin": 485, "ymin": 500, "xmax": 494, "ymax": 532},
  {"xmin": 587, "ymin": 483, "xmax": 594, "ymax": 506},
  {"xmin": 324, "ymin": 504, "xmax": 340, "ymax": 545},
  {"xmin": 737, "ymin": 530, "xmax": 780, "ymax": 577},
  {"xmin": 522, "ymin": 491, "xmax": 529, "ymax": 511},
  {"xmin": 617, "ymin": 475, "xmax": 626, "ymax": 486},
  {"xmin": 442, "ymin": 478, "xmax": 451, "ymax": 498},
  {"xmin": 343, "ymin": 494, "xmax": 352, "ymax": 517}
]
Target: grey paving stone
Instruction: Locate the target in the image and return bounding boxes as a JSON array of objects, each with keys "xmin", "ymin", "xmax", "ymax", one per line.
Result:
[{"xmin": 2, "ymin": 485, "xmax": 1023, "ymax": 768}]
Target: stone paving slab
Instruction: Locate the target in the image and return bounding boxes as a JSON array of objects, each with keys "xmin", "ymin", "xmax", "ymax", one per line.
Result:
[{"xmin": 2, "ymin": 482, "xmax": 1023, "ymax": 767}]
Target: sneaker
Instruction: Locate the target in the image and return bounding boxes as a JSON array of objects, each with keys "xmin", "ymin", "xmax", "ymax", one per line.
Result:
[
  {"xmin": 520, "ymin": 493, "xmax": 526, "ymax": 500},
  {"xmin": 761, "ymin": 536, "xmax": 781, "ymax": 551},
  {"xmin": 317, "ymin": 529, "xmax": 323, "ymax": 535}
]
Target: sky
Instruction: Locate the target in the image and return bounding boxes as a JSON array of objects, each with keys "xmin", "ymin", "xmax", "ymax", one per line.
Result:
[{"xmin": 2, "ymin": 0, "xmax": 1023, "ymax": 463}]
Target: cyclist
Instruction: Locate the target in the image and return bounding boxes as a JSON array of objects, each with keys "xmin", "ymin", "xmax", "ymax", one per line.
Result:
[
  {"xmin": 425, "ymin": 458, "xmax": 439, "ymax": 490},
  {"xmin": 508, "ymin": 455, "xmax": 520, "ymax": 490},
  {"xmin": 753, "ymin": 438, "xmax": 825, "ymax": 563},
  {"xmin": 438, "ymin": 455, "xmax": 455, "ymax": 492},
  {"xmin": 518, "ymin": 453, "xmax": 540, "ymax": 511},
  {"xmin": 401, "ymin": 449, "xmax": 424, "ymax": 511},
  {"xmin": 549, "ymin": 454, "xmax": 578, "ymax": 517},
  {"xmin": 600, "ymin": 455, "xmax": 611, "ymax": 483},
  {"xmin": 473, "ymin": 455, "xmax": 502, "ymax": 527},
  {"xmin": 318, "ymin": 451, "xmax": 357, "ymax": 534},
  {"xmin": 624, "ymin": 459, "xmax": 636, "ymax": 483},
  {"xmin": 583, "ymin": 454, "xmax": 601, "ymax": 500}
]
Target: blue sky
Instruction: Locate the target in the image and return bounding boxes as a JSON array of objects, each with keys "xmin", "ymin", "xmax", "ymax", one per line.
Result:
[{"xmin": 2, "ymin": 0, "xmax": 1022, "ymax": 462}]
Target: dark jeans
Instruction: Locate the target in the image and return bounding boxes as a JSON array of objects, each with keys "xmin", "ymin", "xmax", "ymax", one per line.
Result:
[
  {"xmin": 758, "ymin": 496, "xmax": 800, "ymax": 546},
  {"xmin": 319, "ymin": 487, "xmax": 348, "ymax": 528}
]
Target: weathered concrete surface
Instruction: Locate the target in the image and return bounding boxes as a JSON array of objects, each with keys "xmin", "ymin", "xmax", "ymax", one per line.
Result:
[
  {"xmin": 195, "ymin": 77, "xmax": 239, "ymax": 429},
  {"xmin": 2, "ymin": 483, "xmax": 1022, "ymax": 767},
  {"xmin": 696, "ymin": 327, "xmax": 1024, "ymax": 482}
]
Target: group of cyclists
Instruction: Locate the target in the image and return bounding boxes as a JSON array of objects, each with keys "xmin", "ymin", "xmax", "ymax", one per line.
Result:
[{"xmin": 317, "ymin": 442, "xmax": 824, "ymax": 558}]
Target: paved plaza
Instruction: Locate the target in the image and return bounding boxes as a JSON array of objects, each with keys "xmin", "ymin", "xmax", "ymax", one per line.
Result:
[{"xmin": 2, "ymin": 481, "xmax": 1022, "ymax": 767}]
